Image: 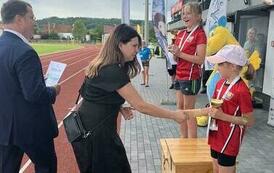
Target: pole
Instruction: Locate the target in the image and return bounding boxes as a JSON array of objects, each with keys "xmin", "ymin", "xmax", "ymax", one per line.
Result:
[
  {"xmin": 122, "ymin": 0, "xmax": 130, "ymax": 24},
  {"xmin": 144, "ymin": 0, "xmax": 149, "ymax": 43}
]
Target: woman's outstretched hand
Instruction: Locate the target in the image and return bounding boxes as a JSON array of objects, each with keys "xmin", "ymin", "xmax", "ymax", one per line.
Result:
[
  {"xmin": 120, "ymin": 107, "xmax": 135, "ymax": 120},
  {"xmin": 173, "ymin": 110, "xmax": 188, "ymax": 124},
  {"xmin": 173, "ymin": 108, "xmax": 211, "ymax": 124}
]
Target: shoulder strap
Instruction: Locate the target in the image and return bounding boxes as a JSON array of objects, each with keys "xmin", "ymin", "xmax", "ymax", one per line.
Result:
[
  {"xmin": 75, "ymin": 77, "xmax": 88, "ymax": 105},
  {"xmin": 75, "ymin": 93, "xmax": 81, "ymax": 105}
]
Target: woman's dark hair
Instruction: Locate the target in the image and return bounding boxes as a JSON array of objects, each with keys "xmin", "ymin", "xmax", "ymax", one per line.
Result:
[
  {"xmin": 86, "ymin": 24, "xmax": 141, "ymax": 78},
  {"xmin": 1, "ymin": 0, "xmax": 32, "ymax": 24}
]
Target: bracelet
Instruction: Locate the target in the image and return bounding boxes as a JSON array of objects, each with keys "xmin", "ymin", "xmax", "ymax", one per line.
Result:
[
  {"xmin": 242, "ymin": 117, "xmax": 248, "ymax": 125},
  {"xmin": 232, "ymin": 116, "xmax": 248, "ymax": 126},
  {"xmin": 232, "ymin": 116, "xmax": 237, "ymax": 124}
]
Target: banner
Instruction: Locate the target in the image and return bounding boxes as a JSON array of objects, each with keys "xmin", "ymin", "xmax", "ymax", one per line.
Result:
[
  {"xmin": 206, "ymin": 0, "xmax": 227, "ymax": 137},
  {"xmin": 152, "ymin": 0, "xmax": 174, "ymax": 69},
  {"xmin": 205, "ymin": 0, "xmax": 227, "ymax": 70},
  {"xmin": 205, "ymin": 0, "xmax": 227, "ymax": 34},
  {"xmin": 122, "ymin": 0, "xmax": 130, "ymax": 24}
]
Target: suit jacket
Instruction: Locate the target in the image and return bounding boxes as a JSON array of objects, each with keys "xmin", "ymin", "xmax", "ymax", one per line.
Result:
[{"xmin": 0, "ymin": 31, "xmax": 58, "ymax": 146}]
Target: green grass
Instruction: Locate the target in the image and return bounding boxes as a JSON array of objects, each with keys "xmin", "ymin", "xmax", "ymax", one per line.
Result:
[{"xmin": 31, "ymin": 43, "xmax": 82, "ymax": 55}]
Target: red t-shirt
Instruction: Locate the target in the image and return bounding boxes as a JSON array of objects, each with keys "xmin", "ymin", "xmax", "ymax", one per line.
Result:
[
  {"xmin": 174, "ymin": 26, "xmax": 207, "ymax": 80},
  {"xmin": 208, "ymin": 78, "xmax": 253, "ymax": 156}
]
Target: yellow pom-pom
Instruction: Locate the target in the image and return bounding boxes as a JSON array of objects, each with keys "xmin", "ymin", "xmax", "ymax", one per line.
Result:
[
  {"xmin": 196, "ymin": 116, "xmax": 208, "ymax": 127},
  {"xmin": 249, "ymin": 50, "xmax": 261, "ymax": 71}
]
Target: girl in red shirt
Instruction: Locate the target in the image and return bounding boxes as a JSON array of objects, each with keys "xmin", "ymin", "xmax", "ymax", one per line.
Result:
[
  {"xmin": 169, "ymin": 2, "xmax": 207, "ymax": 138},
  {"xmin": 206, "ymin": 45, "xmax": 255, "ymax": 173}
]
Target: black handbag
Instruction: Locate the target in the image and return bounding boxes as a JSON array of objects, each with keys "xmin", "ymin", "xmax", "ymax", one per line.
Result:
[
  {"xmin": 63, "ymin": 78, "xmax": 112, "ymax": 143},
  {"xmin": 63, "ymin": 93, "xmax": 91, "ymax": 143}
]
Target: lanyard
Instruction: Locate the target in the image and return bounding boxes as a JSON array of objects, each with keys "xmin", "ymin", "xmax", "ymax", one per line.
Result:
[
  {"xmin": 217, "ymin": 76, "xmax": 241, "ymax": 100},
  {"xmin": 178, "ymin": 25, "xmax": 199, "ymax": 52}
]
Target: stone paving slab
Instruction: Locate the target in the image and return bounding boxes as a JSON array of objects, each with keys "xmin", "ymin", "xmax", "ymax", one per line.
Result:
[{"xmin": 120, "ymin": 58, "xmax": 274, "ymax": 173}]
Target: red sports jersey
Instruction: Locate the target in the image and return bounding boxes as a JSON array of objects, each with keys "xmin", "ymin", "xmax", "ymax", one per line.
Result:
[
  {"xmin": 174, "ymin": 26, "xmax": 207, "ymax": 80},
  {"xmin": 208, "ymin": 78, "xmax": 253, "ymax": 156}
]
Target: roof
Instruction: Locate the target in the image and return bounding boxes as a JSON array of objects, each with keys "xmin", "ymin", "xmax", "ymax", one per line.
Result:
[{"xmin": 41, "ymin": 24, "xmax": 72, "ymax": 34}]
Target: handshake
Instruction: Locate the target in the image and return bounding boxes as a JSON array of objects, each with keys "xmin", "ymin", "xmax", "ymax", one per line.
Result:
[
  {"xmin": 174, "ymin": 99, "xmax": 224, "ymax": 124},
  {"xmin": 173, "ymin": 108, "xmax": 210, "ymax": 124},
  {"xmin": 118, "ymin": 99, "xmax": 224, "ymax": 124}
]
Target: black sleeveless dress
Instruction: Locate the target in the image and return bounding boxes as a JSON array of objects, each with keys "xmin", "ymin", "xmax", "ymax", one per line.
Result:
[{"xmin": 71, "ymin": 64, "xmax": 131, "ymax": 173}]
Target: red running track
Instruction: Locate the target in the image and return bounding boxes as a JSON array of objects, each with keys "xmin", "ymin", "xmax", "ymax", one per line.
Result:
[{"xmin": 19, "ymin": 45, "xmax": 101, "ymax": 173}]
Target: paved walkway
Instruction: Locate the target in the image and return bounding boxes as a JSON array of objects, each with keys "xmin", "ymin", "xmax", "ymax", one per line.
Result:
[{"xmin": 119, "ymin": 58, "xmax": 274, "ymax": 173}]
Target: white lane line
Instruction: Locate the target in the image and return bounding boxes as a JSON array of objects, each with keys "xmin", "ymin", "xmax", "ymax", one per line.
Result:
[
  {"xmin": 59, "ymin": 67, "xmax": 86, "ymax": 85},
  {"xmin": 41, "ymin": 49, "xmax": 95, "ymax": 65},
  {"xmin": 40, "ymin": 48, "xmax": 85, "ymax": 62},
  {"xmin": 42, "ymin": 54, "xmax": 92, "ymax": 71},
  {"xmin": 19, "ymin": 160, "xmax": 32, "ymax": 173}
]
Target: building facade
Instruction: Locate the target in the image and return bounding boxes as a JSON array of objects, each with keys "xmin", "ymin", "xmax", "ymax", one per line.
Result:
[{"xmin": 168, "ymin": 0, "xmax": 274, "ymax": 109}]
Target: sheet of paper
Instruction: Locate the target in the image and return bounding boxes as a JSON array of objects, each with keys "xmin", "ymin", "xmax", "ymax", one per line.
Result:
[
  {"xmin": 45, "ymin": 61, "xmax": 67, "ymax": 86},
  {"xmin": 167, "ymin": 52, "xmax": 177, "ymax": 66}
]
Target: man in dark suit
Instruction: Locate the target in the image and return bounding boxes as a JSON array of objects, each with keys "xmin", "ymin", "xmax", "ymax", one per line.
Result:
[{"xmin": 0, "ymin": 1, "xmax": 61, "ymax": 172}]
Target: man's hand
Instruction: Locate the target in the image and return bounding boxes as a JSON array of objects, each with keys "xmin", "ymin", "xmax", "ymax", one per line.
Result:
[{"xmin": 54, "ymin": 84, "xmax": 61, "ymax": 96}]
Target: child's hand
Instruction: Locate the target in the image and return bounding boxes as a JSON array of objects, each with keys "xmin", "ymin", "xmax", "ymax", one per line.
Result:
[
  {"xmin": 208, "ymin": 107, "xmax": 224, "ymax": 119},
  {"xmin": 170, "ymin": 45, "xmax": 181, "ymax": 57}
]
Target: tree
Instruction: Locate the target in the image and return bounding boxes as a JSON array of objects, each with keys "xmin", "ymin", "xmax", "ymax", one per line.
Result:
[
  {"xmin": 149, "ymin": 22, "xmax": 157, "ymax": 43},
  {"xmin": 72, "ymin": 20, "xmax": 87, "ymax": 41},
  {"xmin": 88, "ymin": 25, "xmax": 103, "ymax": 42}
]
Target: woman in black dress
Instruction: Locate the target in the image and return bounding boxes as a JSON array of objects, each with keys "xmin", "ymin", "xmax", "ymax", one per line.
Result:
[{"xmin": 71, "ymin": 24, "xmax": 205, "ymax": 173}]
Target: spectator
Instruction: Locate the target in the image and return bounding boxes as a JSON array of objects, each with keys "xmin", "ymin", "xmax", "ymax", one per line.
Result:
[
  {"xmin": 169, "ymin": 2, "xmax": 207, "ymax": 138},
  {"xmin": 244, "ymin": 27, "xmax": 257, "ymax": 58},
  {"xmin": 167, "ymin": 30, "xmax": 178, "ymax": 89},
  {"xmin": 138, "ymin": 41, "xmax": 151, "ymax": 87}
]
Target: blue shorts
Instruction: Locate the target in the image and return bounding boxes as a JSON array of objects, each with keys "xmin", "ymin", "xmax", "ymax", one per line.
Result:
[{"xmin": 174, "ymin": 79, "xmax": 201, "ymax": 95}]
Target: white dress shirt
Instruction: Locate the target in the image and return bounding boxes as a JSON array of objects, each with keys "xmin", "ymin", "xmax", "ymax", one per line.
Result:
[{"xmin": 4, "ymin": 29, "xmax": 30, "ymax": 44}]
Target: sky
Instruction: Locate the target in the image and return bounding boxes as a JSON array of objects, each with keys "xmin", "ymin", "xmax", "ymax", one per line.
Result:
[{"xmin": 0, "ymin": 0, "xmax": 176, "ymax": 21}]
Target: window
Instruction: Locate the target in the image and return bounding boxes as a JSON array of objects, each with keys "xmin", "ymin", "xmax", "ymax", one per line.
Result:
[{"xmin": 235, "ymin": 11, "xmax": 269, "ymax": 92}]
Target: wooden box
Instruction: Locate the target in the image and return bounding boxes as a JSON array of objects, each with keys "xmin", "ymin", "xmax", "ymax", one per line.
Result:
[{"xmin": 160, "ymin": 138, "xmax": 213, "ymax": 173}]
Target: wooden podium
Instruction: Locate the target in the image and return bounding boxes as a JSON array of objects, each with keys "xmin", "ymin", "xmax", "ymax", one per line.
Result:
[{"xmin": 160, "ymin": 138, "xmax": 213, "ymax": 173}]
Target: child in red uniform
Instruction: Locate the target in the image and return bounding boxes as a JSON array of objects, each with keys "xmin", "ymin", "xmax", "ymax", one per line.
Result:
[
  {"xmin": 169, "ymin": 2, "xmax": 207, "ymax": 138},
  {"xmin": 206, "ymin": 45, "xmax": 255, "ymax": 173}
]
